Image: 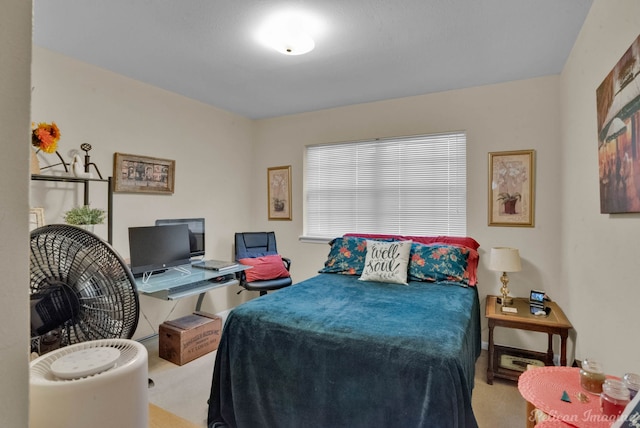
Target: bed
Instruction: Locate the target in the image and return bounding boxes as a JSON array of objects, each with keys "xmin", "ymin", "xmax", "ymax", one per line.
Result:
[{"xmin": 208, "ymin": 235, "xmax": 481, "ymax": 428}]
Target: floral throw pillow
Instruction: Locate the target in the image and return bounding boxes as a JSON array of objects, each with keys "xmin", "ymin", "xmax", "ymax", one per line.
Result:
[
  {"xmin": 359, "ymin": 240, "xmax": 412, "ymax": 285},
  {"xmin": 318, "ymin": 236, "xmax": 370, "ymax": 275},
  {"xmin": 408, "ymin": 243, "xmax": 470, "ymax": 285}
]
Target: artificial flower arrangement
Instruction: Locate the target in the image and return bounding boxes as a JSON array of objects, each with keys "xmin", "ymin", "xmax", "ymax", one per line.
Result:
[{"xmin": 31, "ymin": 122, "xmax": 61, "ymax": 154}]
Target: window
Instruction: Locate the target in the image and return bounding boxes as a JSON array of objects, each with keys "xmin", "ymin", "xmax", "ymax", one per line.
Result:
[{"xmin": 304, "ymin": 132, "xmax": 466, "ymax": 240}]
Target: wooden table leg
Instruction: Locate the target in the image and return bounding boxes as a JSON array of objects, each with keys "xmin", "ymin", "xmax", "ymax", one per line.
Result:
[
  {"xmin": 560, "ymin": 331, "xmax": 568, "ymax": 367},
  {"xmin": 526, "ymin": 400, "xmax": 536, "ymax": 428},
  {"xmin": 546, "ymin": 333, "xmax": 554, "ymax": 365},
  {"xmin": 487, "ymin": 319, "xmax": 495, "ymax": 385}
]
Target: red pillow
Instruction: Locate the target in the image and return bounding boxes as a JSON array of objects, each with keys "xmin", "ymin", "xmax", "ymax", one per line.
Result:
[{"xmin": 239, "ymin": 255, "xmax": 290, "ymax": 282}]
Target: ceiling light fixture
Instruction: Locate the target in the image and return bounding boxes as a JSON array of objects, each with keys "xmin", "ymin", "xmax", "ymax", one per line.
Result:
[{"xmin": 256, "ymin": 10, "xmax": 322, "ymax": 56}]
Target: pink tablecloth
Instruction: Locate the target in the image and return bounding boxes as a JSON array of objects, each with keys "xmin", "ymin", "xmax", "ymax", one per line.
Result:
[
  {"xmin": 535, "ymin": 418, "xmax": 574, "ymax": 427},
  {"xmin": 518, "ymin": 366, "xmax": 622, "ymax": 428}
]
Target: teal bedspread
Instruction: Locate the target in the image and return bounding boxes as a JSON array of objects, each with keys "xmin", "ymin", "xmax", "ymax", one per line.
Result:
[{"xmin": 208, "ymin": 274, "xmax": 481, "ymax": 428}]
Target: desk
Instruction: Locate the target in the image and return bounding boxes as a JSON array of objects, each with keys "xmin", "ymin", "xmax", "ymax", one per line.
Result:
[
  {"xmin": 518, "ymin": 366, "xmax": 618, "ymax": 428},
  {"xmin": 485, "ymin": 296, "xmax": 573, "ymax": 384},
  {"xmin": 135, "ymin": 263, "xmax": 250, "ymax": 311}
]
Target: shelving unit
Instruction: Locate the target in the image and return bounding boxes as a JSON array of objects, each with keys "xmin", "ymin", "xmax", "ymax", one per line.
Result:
[{"xmin": 30, "ymin": 174, "xmax": 113, "ymax": 243}]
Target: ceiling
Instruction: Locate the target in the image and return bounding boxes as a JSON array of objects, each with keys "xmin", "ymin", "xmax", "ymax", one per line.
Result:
[{"xmin": 33, "ymin": 0, "xmax": 593, "ymax": 120}]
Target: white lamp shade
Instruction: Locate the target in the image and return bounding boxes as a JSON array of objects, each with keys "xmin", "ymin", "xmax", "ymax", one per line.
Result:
[{"xmin": 489, "ymin": 247, "xmax": 522, "ymax": 272}]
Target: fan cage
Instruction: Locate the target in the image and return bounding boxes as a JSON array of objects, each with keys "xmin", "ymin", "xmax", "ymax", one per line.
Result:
[{"xmin": 30, "ymin": 225, "xmax": 139, "ymax": 352}]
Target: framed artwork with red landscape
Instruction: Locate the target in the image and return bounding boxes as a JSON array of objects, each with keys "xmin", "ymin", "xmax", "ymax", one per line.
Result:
[{"xmin": 596, "ymin": 33, "xmax": 640, "ymax": 214}]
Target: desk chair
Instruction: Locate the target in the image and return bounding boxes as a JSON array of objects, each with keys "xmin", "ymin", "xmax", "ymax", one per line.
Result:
[{"xmin": 234, "ymin": 232, "xmax": 292, "ymax": 296}]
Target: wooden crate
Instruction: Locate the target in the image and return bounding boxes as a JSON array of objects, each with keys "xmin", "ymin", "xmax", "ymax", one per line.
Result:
[{"xmin": 159, "ymin": 312, "xmax": 222, "ymax": 366}]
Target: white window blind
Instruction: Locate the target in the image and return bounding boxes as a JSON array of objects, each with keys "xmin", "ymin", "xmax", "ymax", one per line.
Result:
[{"xmin": 304, "ymin": 132, "xmax": 466, "ymax": 239}]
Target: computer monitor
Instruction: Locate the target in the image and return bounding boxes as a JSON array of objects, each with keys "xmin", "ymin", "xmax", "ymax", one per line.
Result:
[
  {"xmin": 155, "ymin": 218, "xmax": 205, "ymax": 258},
  {"xmin": 128, "ymin": 224, "xmax": 191, "ymax": 275}
]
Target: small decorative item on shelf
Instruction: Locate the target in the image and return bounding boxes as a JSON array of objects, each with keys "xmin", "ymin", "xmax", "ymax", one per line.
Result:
[
  {"xmin": 31, "ymin": 121, "xmax": 69, "ymax": 173},
  {"xmin": 31, "ymin": 122, "xmax": 61, "ymax": 154},
  {"xmin": 63, "ymin": 205, "xmax": 106, "ymax": 233},
  {"xmin": 71, "ymin": 155, "xmax": 93, "ymax": 179},
  {"xmin": 30, "ymin": 148, "xmax": 41, "ymax": 174},
  {"xmin": 78, "ymin": 143, "xmax": 104, "ymax": 179}
]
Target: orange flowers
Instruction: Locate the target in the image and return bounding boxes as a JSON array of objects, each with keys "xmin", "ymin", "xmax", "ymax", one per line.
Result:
[
  {"xmin": 339, "ymin": 247, "xmax": 352, "ymax": 258},
  {"xmin": 32, "ymin": 122, "xmax": 61, "ymax": 154},
  {"xmin": 411, "ymin": 253, "xmax": 425, "ymax": 266}
]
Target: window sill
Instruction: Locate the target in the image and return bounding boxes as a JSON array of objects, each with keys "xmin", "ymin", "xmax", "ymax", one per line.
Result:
[{"xmin": 298, "ymin": 236, "xmax": 332, "ymax": 244}]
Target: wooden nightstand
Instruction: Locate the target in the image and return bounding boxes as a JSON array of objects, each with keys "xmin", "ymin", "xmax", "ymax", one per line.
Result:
[{"xmin": 485, "ymin": 295, "xmax": 573, "ymax": 385}]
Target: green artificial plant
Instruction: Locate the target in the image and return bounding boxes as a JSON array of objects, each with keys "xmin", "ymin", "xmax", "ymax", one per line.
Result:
[{"xmin": 63, "ymin": 205, "xmax": 106, "ymax": 225}]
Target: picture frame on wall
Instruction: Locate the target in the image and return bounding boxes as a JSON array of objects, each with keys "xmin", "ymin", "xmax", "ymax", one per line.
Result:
[
  {"xmin": 113, "ymin": 153, "xmax": 175, "ymax": 194},
  {"xmin": 595, "ymin": 32, "xmax": 640, "ymax": 214},
  {"xmin": 268, "ymin": 165, "xmax": 292, "ymax": 220},
  {"xmin": 488, "ymin": 150, "xmax": 535, "ymax": 227},
  {"xmin": 29, "ymin": 207, "xmax": 45, "ymax": 231}
]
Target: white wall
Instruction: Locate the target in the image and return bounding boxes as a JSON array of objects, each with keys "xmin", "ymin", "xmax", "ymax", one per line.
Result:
[
  {"xmin": 560, "ymin": 0, "xmax": 640, "ymax": 374},
  {"xmin": 252, "ymin": 76, "xmax": 564, "ymax": 353},
  {"xmin": 0, "ymin": 1, "xmax": 31, "ymax": 426},
  {"xmin": 30, "ymin": 47, "xmax": 257, "ymax": 339}
]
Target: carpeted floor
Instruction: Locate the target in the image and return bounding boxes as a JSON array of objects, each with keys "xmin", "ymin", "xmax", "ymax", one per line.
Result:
[
  {"xmin": 145, "ymin": 339, "xmax": 526, "ymax": 428},
  {"xmin": 472, "ymin": 350, "xmax": 527, "ymax": 427}
]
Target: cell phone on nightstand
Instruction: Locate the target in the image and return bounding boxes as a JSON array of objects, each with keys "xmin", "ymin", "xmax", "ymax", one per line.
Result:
[
  {"xmin": 529, "ymin": 290, "xmax": 550, "ymax": 316},
  {"xmin": 530, "ymin": 290, "xmax": 546, "ymax": 304},
  {"xmin": 530, "ymin": 306, "xmax": 551, "ymax": 316}
]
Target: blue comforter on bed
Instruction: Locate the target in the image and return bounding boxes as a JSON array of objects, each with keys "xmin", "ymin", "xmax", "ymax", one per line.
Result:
[{"xmin": 208, "ymin": 274, "xmax": 481, "ymax": 428}]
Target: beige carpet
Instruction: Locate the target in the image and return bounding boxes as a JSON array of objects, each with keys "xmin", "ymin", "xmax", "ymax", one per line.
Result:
[
  {"xmin": 472, "ymin": 350, "xmax": 527, "ymax": 427},
  {"xmin": 145, "ymin": 338, "xmax": 525, "ymax": 428}
]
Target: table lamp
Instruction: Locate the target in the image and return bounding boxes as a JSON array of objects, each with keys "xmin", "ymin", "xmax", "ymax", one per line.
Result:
[{"xmin": 489, "ymin": 247, "xmax": 521, "ymax": 306}]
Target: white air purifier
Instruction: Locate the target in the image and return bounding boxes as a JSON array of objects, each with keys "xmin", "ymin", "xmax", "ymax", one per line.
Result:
[{"xmin": 29, "ymin": 339, "xmax": 148, "ymax": 428}]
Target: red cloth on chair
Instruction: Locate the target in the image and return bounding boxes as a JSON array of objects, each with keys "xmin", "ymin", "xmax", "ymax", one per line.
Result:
[{"xmin": 239, "ymin": 255, "xmax": 290, "ymax": 282}]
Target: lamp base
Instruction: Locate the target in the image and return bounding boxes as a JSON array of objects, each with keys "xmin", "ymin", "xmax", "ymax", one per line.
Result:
[
  {"xmin": 497, "ymin": 296, "xmax": 514, "ymax": 306},
  {"xmin": 499, "ymin": 272, "xmax": 513, "ymax": 306},
  {"xmin": 496, "ymin": 296, "xmax": 513, "ymax": 306}
]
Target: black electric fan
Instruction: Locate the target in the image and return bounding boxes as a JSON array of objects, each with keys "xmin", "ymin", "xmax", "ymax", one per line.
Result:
[{"xmin": 30, "ymin": 224, "xmax": 139, "ymax": 353}]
